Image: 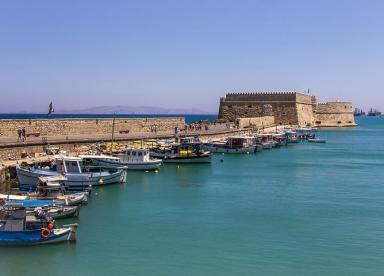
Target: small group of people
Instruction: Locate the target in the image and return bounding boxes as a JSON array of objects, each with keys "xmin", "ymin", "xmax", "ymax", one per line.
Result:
[
  {"xmin": 17, "ymin": 127, "xmax": 27, "ymax": 142},
  {"xmin": 150, "ymin": 125, "xmax": 158, "ymax": 134}
]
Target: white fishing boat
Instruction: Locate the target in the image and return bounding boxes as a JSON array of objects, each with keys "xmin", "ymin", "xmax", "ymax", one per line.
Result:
[
  {"xmin": 16, "ymin": 155, "xmax": 127, "ymax": 190},
  {"xmin": 284, "ymin": 130, "xmax": 300, "ymax": 143},
  {"xmin": 86, "ymin": 149, "xmax": 162, "ymax": 170},
  {"xmin": 203, "ymin": 136, "xmax": 259, "ymax": 154}
]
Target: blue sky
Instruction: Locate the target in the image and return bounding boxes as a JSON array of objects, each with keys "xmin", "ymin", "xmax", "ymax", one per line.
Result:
[{"xmin": 0, "ymin": 0, "xmax": 383, "ymax": 113}]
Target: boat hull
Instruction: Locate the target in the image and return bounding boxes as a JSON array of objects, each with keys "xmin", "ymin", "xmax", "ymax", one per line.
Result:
[
  {"xmin": 203, "ymin": 145, "xmax": 257, "ymax": 154},
  {"xmin": 92, "ymin": 158, "xmax": 162, "ymax": 171},
  {"xmin": 308, "ymin": 139, "xmax": 326, "ymax": 143},
  {"xmin": 48, "ymin": 206, "xmax": 80, "ymax": 219},
  {"xmin": 163, "ymin": 155, "xmax": 212, "ymax": 164},
  {"xmin": 17, "ymin": 166, "xmax": 126, "ymax": 190}
]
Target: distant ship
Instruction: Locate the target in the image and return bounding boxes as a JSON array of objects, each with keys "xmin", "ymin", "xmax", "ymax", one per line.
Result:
[
  {"xmin": 354, "ymin": 108, "xmax": 366, "ymax": 116},
  {"xmin": 367, "ymin": 108, "xmax": 382, "ymax": 116}
]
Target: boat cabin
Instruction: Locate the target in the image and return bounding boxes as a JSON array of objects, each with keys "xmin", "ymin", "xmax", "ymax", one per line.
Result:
[
  {"xmin": 55, "ymin": 156, "xmax": 84, "ymax": 174},
  {"xmin": 118, "ymin": 148, "xmax": 152, "ymax": 163},
  {"xmin": 35, "ymin": 176, "xmax": 67, "ymax": 197},
  {"xmin": 180, "ymin": 136, "xmax": 202, "ymax": 144},
  {"xmin": 0, "ymin": 207, "xmax": 49, "ymax": 232},
  {"xmin": 226, "ymin": 137, "xmax": 255, "ymax": 149},
  {"xmin": 79, "ymin": 154, "xmax": 119, "ymax": 166}
]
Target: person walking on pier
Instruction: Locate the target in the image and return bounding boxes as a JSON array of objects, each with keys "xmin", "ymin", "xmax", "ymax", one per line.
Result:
[
  {"xmin": 21, "ymin": 127, "xmax": 26, "ymax": 142},
  {"xmin": 17, "ymin": 127, "xmax": 22, "ymax": 141}
]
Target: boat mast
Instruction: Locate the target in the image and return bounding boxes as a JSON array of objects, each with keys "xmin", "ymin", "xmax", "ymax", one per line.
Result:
[{"xmin": 111, "ymin": 113, "xmax": 116, "ymax": 154}]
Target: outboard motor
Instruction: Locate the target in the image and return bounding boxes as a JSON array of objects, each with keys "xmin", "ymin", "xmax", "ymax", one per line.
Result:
[{"xmin": 34, "ymin": 208, "xmax": 51, "ymax": 222}]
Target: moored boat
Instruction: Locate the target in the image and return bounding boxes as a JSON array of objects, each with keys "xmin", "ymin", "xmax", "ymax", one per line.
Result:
[
  {"xmin": 284, "ymin": 130, "xmax": 300, "ymax": 143},
  {"xmin": 151, "ymin": 137, "xmax": 212, "ymax": 163},
  {"xmin": 203, "ymin": 136, "xmax": 259, "ymax": 154},
  {"xmin": 17, "ymin": 155, "xmax": 127, "ymax": 190},
  {"xmin": 0, "ymin": 205, "xmax": 78, "ymax": 246},
  {"xmin": 83, "ymin": 149, "xmax": 162, "ymax": 171}
]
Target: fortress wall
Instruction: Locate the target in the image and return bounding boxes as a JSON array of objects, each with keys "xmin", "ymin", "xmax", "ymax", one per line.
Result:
[
  {"xmin": 271, "ymin": 102, "xmax": 298, "ymax": 125},
  {"xmin": 218, "ymin": 101, "xmax": 265, "ymax": 122},
  {"xmin": 0, "ymin": 117, "xmax": 185, "ymax": 137},
  {"xmin": 219, "ymin": 101, "xmax": 297, "ymax": 125},
  {"xmin": 236, "ymin": 116, "xmax": 275, "ymax": 129},
  {"xmin": 296, "ymin": 103, "xmax": 314, "ymax": 126},
  {"xmin": 314, "ymin": 102, "xmax": 356, "ymax": 127},
  {"xmin": 219, "ymin": 92, "xmax": 315, "ymax": 125}
]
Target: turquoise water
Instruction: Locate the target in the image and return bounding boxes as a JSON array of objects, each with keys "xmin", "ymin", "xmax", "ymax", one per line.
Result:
[{"xmin": 1, "ymin": 117, "xmax": 384, "ymax": 275}]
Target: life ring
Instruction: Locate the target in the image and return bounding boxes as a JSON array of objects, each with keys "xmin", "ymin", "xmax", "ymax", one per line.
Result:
[{"xmin": 41, "ymin": 228, "xmax": 51, "ymax": 239}]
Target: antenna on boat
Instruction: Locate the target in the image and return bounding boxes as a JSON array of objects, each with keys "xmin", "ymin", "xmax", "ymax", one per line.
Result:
[{"xmin": 111, "ymin": 113, "xmax": 116, "ymax": 154}]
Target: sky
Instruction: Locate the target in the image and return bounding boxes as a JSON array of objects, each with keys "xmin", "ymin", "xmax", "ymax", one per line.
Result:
[{"xmin": 0, "ymin": 0, "xmax": 383, "ymax": 113}]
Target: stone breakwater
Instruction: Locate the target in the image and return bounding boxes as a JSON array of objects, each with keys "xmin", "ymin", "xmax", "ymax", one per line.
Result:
[{"xmin": 0, "ymin": 117, "xmax": 185, "ymax": 137}]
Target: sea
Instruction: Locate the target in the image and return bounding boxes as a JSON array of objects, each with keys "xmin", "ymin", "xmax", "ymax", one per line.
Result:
[{"xmin": 1, "ymin": 116, "xmax": 383, "ymax": 276}]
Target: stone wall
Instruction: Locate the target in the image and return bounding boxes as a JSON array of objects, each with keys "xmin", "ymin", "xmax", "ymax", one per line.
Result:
[
  {"xmin": 236, "ymin": 116, "xmax": 275, "ymax": 129},
  {"xmin": 314, "ymin": 102, "xmax": 356, "ymax": 127},
  {"xmin": 0, "ymin": 117, "xmax": 185, "ymax": 137}
]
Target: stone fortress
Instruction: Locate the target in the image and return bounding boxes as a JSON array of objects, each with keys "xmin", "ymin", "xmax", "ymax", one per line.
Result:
[{"xmin": 218, "ymin": 91, "xmax": 356, "ymax": 127}]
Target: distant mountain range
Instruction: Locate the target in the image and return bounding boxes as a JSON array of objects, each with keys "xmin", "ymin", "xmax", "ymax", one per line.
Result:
[{"xmin": 56, "ymin": 105, "xmax": 215, "ymax": 115}]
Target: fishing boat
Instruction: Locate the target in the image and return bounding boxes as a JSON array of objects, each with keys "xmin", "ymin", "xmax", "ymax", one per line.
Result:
[
  {"xmin": 284, "ymin": 130, "xmax": 300, "ymax": 143},
  {"xmin": 83, "ymin": 149, "xmax": 162, "ymax": 171},
  {"xmin": 308, "ymin": 138, "xmax": 326, "ymax": 143},
  {"xmin": 0, "ymin": 194, "xmax": 64, "ymax": 206},
  {"xmin": 151, "ymin": 137, "xmax": 211, "ymax": 163},
  {"xmin": 295, "ymin": 127, "xmax": 317, "ymax": 140},
  {"xmin": 0, "ymin": 205, "xmax": 78, "ymax": 246},
  {"xmin": 16, "ymin": 155, "xmax": 127, "ymax": 190},
  {"xmin": 2, "ymin": 196, "xmax": 79, "ymax": 219},
  {"xmin": 257, "ymin": 134, "xmax": 277, "ymax": 149},
  {"xmin": 22, "ymin": 176, "xmax": 87, "ymax": 205},
  {"xmin": 271, "ymin": 133, "xmax": 287, "ymax": 147},
  {"xmin": 203, "ymin": 136, "xmax": 259, "ymax": 154},
  {"xmin": 34, "ymin": 206, "xmax": 80, "ymax": 220}
]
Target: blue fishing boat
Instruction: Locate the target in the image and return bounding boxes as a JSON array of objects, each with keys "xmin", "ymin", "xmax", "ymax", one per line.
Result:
[{"xmin": 0, "ymin": 205, "xmax": 78, "ymax": 246}]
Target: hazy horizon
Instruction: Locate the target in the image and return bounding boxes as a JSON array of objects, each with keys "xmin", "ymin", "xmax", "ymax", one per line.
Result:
[{"xmin": 1, "ymin": 0, "xmax": 383, "ymax": 113}]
